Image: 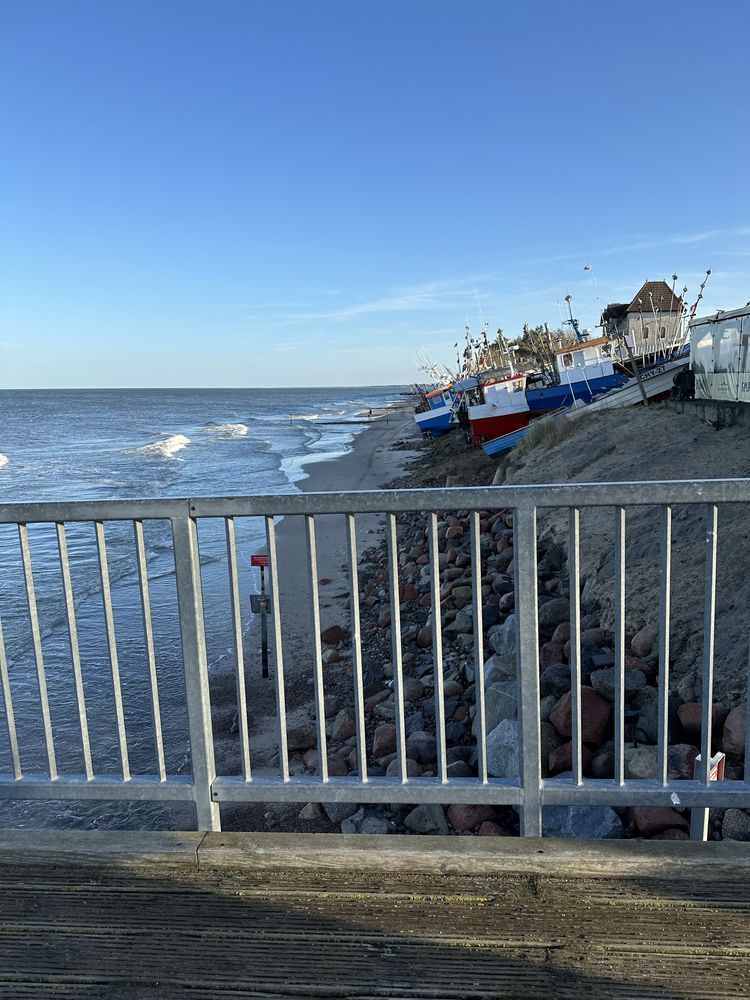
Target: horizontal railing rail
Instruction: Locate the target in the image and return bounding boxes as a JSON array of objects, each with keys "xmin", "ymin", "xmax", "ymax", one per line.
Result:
[{"xmin": 0, "ymin": 478, "xmax": 748, "ymax": 838}]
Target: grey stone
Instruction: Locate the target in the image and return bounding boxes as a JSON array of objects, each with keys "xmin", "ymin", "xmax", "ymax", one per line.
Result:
[
  {"xmin": 543, "ymin": 805, "xmax": 623, "ymax": 839},
  {"xmin": 404, "ymin": 711, "xmax": 425, "ymax": 736},
  {"xmin": 721, "ymin": 808, "xmax": 750, "ymax": 841},
  {"xmin": 401, "ymin": 676, "xmax": 424, "ymax": 702},
  {"xmin": 404, "ymin": 803, "xmax": 450, "ymax": 835},
  {"xmin": 539, "ymin": 694, "xmax": 558, "ymax": 722},
  {"xmin": 540, "ymin": 663, "xmax": 572, "ymax": 700},
  {"xmin": 487, "ymin": 614, "xmax": 516, "ymax": 659},
  {"xmin": 473, "ymin": 681, "xmax": 518, "ymax": 737},
  {"xmin": 484, "ymin": 652, "xmax": 516, "ymax": 686},
  {"xmin": 444, "ymin": 607, "xmax": 473, "ymax": 635},
  {"xmin": 324, "ymin": 801, "xmax": 360, "ymax": 824},
  {"xmin": 445, "ymin": 721, "xmax": 467, "ymax": 741},
  {"xmin": 537, "ymin": 598, "xmax": 570, "ymax": 629},
  {"xmin": 286, "ymin": 723, "xmax": 317, "ymax": 752},
  {"xmin": 447, "ymin": 760, "xmax": 474, "ymax": 778},
  {"xmin": 590, "ymin": 667, "xmax": 647, "ymax": 704},
  {"xmin": 406, "ymin": 730, "xmax": 436, "ymax": 765},
  {"xmin": 486, "ymin": 719, "xmax": 520, "ymax": 778},
  {"xmin": 298, "ymin": 802, "xmax": 324, "ymax": 821}
]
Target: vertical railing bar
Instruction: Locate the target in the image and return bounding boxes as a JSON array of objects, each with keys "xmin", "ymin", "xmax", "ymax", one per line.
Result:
[
  {"xmin": 429, "ymin": 513, "xmax": 447, "ymax": 784},
  {"xmin": 346, "ymin": 514, "xmax": 367, "ymax": 782},
  {"xmin": 56, "ymin": 522, "xmax": 93, "ymax": 781},
  {"xmin": 265, "ymin": 515, "xmax": 289, "ymax": 782},
  {"xmin": 95, "ymin": 521, "xmax": 130, "ymax": 781},
  {"xmin": 745, "ymin": 634, "xmax": 750, "ymax": 787},
  {"xmin": 305, "ymin": 515, "xmax": 328, "ymax": 782},
  {"xmin": 386, "ymin": 513, "xmax": 407, "ymax": 782},
  {"xmin": 657, "ymin": 506, "xmax": 672, "ymax": 786},
  {"xmin": 699, "ymin": 503, "xmax": 718, "ymax": 785},
  {"xmin": 514, "ymin": 506, "xmax": 542, "ymax": 837},
  {"xmin": 0, "ymin": 616, "xmax": 22, "ymax": 779},
  {"xmin": 224, "ymin": 517, "xmax": 251, "ymax": 782},
  {"xmin": 171, "ymin": 513, "xmax": 220, "ymax": 831},
  {"xmin": 133, "ymin": 520, "xmax": 167, "ymax": 782},
  {"xmin": 613, "ymin": 507, "xmax": 626, "ymax": 786},
  {"xmin": 18, "ymin": 523, "xmax": 57, "ymax": 780},
  {"xmin": 568, "ymin": 509, "xmax": 582, "ymax": 787},
  {"xmin": 470, "ymin": 511, "xmax": 487, "ymax": 784}
]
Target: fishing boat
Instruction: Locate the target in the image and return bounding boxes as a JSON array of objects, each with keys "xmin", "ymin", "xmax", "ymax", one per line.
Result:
[
  {"xmin": 465, "ymin": 371, "xmax": 530, "ymax": 445},
  {"xmin": 413, "ymin": 384, "xmax": 457, "ymax": 438},
  {"xmin": 526, "ymin": 336, "xmax": 628, "ymax": 412},
  {"xmin": 583, "ymin": 354, "xmax": 688, "ymax": 412}
]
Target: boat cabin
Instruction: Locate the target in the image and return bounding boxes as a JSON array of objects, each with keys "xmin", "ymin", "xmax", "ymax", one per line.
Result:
[{"xmin": 554, "ymin": 336, "xmax": 616, "ymax": 384}]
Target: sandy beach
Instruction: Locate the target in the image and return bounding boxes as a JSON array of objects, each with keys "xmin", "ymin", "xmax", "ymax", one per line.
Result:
[{"xmin": 212, "ymin": 403, "xmax": 421, "ymax": 825}]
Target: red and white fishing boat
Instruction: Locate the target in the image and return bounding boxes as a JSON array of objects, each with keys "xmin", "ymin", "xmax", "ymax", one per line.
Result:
[{"xmin": 466, "ymin": 371, "xmax": 530, "ymax": 445}]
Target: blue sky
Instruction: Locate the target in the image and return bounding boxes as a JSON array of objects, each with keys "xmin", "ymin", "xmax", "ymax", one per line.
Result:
[{"xmin": 1, "ymin": 0, "xmax": 748, "ymax": 388}]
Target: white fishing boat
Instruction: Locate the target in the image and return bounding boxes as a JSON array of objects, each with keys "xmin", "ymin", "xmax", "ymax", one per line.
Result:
[{"xmin": 584, "ymin": 355, "xmax": 688, "ymax": 412}]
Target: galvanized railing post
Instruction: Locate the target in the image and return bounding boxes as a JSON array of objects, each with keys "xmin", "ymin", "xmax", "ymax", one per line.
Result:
[
  {"xmin": 514, "ymin": 506, "xmax": 542, "ymax": 837},
  {"xmin": 172, "ymin": 509, "xmax": 221, "ymax": 832}
]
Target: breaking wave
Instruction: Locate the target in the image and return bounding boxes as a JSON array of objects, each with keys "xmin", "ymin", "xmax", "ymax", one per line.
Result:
[
  {"xmin": 0, "ymin": 454, "xmax": 8, "ymax": 469},
  {"xmin": 134, "ymin": 434, "xmax": 191, "ymax": 460},
  {"xmin": 204, "ymin": 422, "xmax": 249, "ymax": 438}
]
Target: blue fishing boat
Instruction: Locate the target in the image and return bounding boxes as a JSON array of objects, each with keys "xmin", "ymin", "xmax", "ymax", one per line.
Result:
[
  {"xmin": 414, "ymin": 384, "xmax": 457, "ymax": 437},
  {"xmin": 526, "ymin": 336, "xmax": 628, "ymax": 412}
]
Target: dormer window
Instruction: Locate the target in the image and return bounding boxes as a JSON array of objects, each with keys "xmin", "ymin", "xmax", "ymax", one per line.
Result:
[
  {"xmin": 562, "ymin": 353, "xmax": 573, "ymax": 367},
  {"xmin": 643, "ymin": 326, "xmax": 650, "ymax": 339},
  {"xmin": 660, "ymin": 327, "xmax": 667, "ymax": 338}
]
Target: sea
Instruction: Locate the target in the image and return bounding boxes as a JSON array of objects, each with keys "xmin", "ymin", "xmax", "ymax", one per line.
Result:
[{"xmin": 0, "ymin": 386, "xmax": 405, "ymax": 828}]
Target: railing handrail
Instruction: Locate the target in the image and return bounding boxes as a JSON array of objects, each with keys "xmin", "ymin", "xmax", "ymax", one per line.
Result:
[
  {"xmin": 2, "ymin": 476, "xmax": 750, "ymax": 524},
  {"xmin": 0, "ymin": 477, "xmax": 748, "ymax": 838}
]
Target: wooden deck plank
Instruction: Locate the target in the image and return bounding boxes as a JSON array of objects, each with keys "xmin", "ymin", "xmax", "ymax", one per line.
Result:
[{"xmin": 0, "ymin": 832, "xmax": 748, "ymax": 999}]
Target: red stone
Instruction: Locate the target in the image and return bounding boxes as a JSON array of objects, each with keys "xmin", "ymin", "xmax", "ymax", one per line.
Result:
[
  {"xmin": 549, "ymin": 687, "xmax": 611, "ymax": 745},
  {"xmin": 446, "ymin": 524, "xmax": 465, "ymax": 541},
  {"xmin": 399, "ymin": 584, "xmax": 419, "ymax": 602},
  {"xmin": 677, "ymin": 703, "xmax": 729, "ymax": 741},
  {"xmin": 446, "ymin": 803, "xmax": 496, "ymax": 832},
  {"xmin": 723, "ymin": 704, "xmax": 747, "ymax": 757},
  {"xmin": 477, "ymin": 821, "xmax": 508, "ymax": 836},
  {"xmin": 320, "ymin": 624, "xmax": 347, "ymax": 645},
  {"xmin": 419, "ymin": 594, "xmax": 432, "ymax": 608},
  {"xmin": 551, "ymin": 621, "xmax": 571, "ymax": 645},
  {"xmin": 631, "ymin": 623, "xmax": 657, "ymax": 657},
  {"xmin": 547, "ymin": 741, "xmax": 593, "ymax": 776},
  {"xmin": 416, "ymin": 627, "xmax": 433, "ymax": 648},
  {"xmin": 372, "ymin": 724, "xmax": 397, "ymax": 757},
  {"xmin": 377, "ymin": 609, "xmax": 392, "ymax": 628},
  {"xmin": 630, "ymin": 806, "xmax": 689, "ymax": 836}
]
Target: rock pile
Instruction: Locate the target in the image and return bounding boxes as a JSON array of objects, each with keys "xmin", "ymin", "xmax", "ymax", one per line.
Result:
[{"xmin": 289, "ymin": 506, "xmax": 748, "ymax": 840}]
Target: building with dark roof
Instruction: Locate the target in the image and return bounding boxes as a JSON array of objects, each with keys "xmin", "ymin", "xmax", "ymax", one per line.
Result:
[{"xmin": 601, "ymin": 280, "xmax": 684, "ymax": 359}]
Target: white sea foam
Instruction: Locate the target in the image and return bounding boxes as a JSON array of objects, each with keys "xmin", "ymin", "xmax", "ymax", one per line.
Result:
[
  {"xmin": 135, "ymin": 434, "xmax": 191, "ymax": 459},
  {"xmin": 0, "ymin": 454, "xmax": 8, "ymax": 469},
  {"xmin": 204, "ymin": 422, "xmax": 249, "ymax": 438}
]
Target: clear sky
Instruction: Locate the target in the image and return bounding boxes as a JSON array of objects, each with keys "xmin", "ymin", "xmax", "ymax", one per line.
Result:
[{"xmin": 1, "ymin": 0, "xmax": 748, "ymax": 388}]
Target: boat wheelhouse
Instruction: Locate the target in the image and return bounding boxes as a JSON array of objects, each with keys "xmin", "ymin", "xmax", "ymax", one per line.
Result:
[
  {"xmin": 526, "ymin": 336, "xmax": 627, "ymax": 412},
  {"xmin": 465, "ymin": 372, "xmax": 529, "ymax": 445}
]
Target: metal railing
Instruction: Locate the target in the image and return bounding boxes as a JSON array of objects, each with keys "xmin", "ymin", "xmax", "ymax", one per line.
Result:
[{"xmin": 0, "ymin": 480, "xmax": 749, "ymax": 837}]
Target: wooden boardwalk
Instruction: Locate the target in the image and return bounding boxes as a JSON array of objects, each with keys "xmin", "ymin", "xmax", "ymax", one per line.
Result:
[{"xmin": 0, "ymin": 831, "xmax": 748, "ymax": 998}]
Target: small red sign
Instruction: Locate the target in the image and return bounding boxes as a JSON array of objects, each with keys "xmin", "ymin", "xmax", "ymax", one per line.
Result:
[{"xmin": 251, "ymin": 554, "xmax": 269, "ymax": 567}]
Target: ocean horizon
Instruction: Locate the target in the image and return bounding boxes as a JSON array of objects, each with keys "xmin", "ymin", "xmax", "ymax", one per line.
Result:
[{"xmin": 0, "ymin": 385, "xmax": 406, "ymax": 829}]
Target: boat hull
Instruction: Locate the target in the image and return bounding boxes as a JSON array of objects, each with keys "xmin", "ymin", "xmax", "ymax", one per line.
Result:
[
  {"xmin": 414, "ymin": 404, "xmax": 455, "ymax": 437},
  {"xmin": 527, "ymin": 372, "xmax": 628, "ymax": 412},
  {"xmin": 584, "ymin": 359, "xmax": 687, "ymax": 412},
  {"xmin": 467, "ymin": 408, "xmax": 529, "ymax": 444}
]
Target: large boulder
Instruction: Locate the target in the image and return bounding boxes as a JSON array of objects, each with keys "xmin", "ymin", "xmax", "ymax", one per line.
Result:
[
  {"xmin": 543, "ymin": 805, "xmax": 623, "ymax": 839},
  {"xmin": 404, "ymin": 804, "xmax": 449, "ymax": 835},
  {"xmin": 589, "ymin": 667, "xmax": 647, "ymax": 704},
  {"xmin": 537, "ymin": 598, "xmax": 570, "ymax": 630},
  {"xmin": 630, "ymin": 624, "xmax": 657, "ymax": 657},
  {"xmin": 721, "ymin": 808, "xmax": 750, "ymax": 841},
  {"xmin": 446, "ymin": 804, "xmax": 496, "ymax": 832},
  {"xmin": 473, "ymin": 681, "xmax": 518, "ymax": 737},
  {"xmin": 486, "ymin": 719, "xmax": 520, "ymax": 778},
  {"xmin": 487, "ymin": 614, "xmax": 516, "ymax": 659},
  {"xmin": 484, "ymin": 652, "xmax": 516, "ymax": 686},
  {"xmin": 549, "ymin": 687, "xmax": 611, "ymax": 745}
]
